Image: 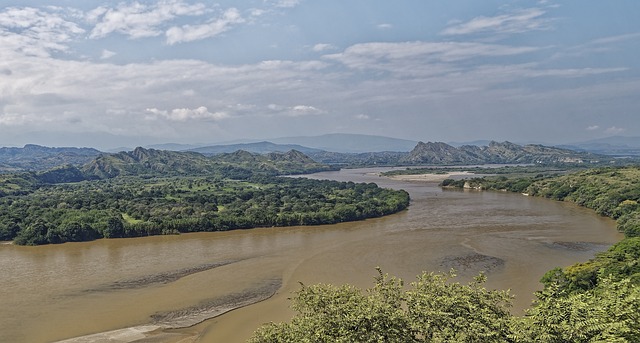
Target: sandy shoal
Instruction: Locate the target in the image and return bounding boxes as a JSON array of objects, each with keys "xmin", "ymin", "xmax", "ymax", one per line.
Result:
[{"xmin": 384, "ymin": 171, "xmax": 473, "ymax": 182}]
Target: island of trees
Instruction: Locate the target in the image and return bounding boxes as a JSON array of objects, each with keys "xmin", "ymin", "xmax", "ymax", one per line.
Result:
[{"xmin": 0, "ymin": 148, "xmax": 409, "ymax": 245}]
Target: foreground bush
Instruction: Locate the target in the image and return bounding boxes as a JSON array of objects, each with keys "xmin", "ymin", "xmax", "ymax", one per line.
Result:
[{"xmin": 249, "ymin": 269, "xmax": 639, "ymax": 343}]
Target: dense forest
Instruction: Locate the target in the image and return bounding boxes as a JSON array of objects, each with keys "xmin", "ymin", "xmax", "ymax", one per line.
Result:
[
  {"xmin": 250, "ymin": 166, "xmax": 640, "ymax": 342},
  {"xmin": 0, "ymin": 148, "xmax": 409, "ymax": 245}
]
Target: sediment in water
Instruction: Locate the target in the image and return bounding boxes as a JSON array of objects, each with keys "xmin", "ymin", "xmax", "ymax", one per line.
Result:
[{"xmin": 55, "ymin": 278, "xmax": 282, "ymax": 343}]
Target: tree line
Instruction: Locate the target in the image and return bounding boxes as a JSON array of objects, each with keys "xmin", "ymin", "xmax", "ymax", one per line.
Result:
[{"xmin": 0, "ymin": 175, "xmax": 409, "ymax": 245}]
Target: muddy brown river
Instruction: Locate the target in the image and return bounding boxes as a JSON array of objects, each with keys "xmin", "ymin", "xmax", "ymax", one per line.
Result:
[{"xmin": 0, "ymin": 168, "xmax": 623, "ymax": 343}]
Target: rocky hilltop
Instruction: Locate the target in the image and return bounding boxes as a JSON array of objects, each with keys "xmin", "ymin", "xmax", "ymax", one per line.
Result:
[
  {"xmin": 81, "ymin": 147, "xmax": 335, "ymax": 179},
  {"xmin": 400, "ymin": 141, "xmax": 604, "ymax": 165}
]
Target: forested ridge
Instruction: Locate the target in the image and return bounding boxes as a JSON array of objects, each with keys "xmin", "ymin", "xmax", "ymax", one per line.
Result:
[
  {"xmin": 249, "ymin": 166, "xmax": 640, "ymax": 342},
  {"xmin": 0, "ymin": 148, "xmax": 409, "ymax": 245}
]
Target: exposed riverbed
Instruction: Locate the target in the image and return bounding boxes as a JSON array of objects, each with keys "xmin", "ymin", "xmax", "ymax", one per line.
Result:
[{"xmin": 0, "ymin": 168, "xmax": 622, "ymax": 343}]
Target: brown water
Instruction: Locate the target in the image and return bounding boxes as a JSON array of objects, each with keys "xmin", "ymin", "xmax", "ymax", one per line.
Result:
[{"xmin": 0, "ymin": 168, "xmax": 622, "ymax": 343}]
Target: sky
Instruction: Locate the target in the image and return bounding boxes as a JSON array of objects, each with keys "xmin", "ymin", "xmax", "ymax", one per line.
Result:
[{"xmin": 0, "ymin": 0, "xmax": 639, "ymax": 150}]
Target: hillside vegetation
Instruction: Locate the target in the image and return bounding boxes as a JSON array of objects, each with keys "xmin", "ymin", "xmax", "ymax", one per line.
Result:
[{"xmin": 0, "ymin": 144, "xmax": 101, "ymax": 172}]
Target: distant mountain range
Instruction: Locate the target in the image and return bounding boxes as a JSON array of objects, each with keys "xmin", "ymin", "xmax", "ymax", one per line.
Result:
[
  {"xmin": 559, "ymin": 136, "xmax": 640, "ymax": 156},
  {"xmin": 268, "ymin": 133, "xmax": 418, "ymax": 153},
  {"xmin": 188, "ymin": 141, "xmax": 323, "ymax": 155},
  {"xmin": 0, "ymin": 144, "xmax": 101, "ymax": 172},
  {"xmin": 0, "ymin": 136, "xmax": 630, "ymax": 174},
  {"xmin": 140, "ymin": 134, "xmax": 640, "ymax": 157},
  {"xmin": 81, "ymin": 147, "xmax": 334, "ymax": 179},
  {"xmin": 401, "ymin": 141, "xmax": 607, "ymax": 165}
]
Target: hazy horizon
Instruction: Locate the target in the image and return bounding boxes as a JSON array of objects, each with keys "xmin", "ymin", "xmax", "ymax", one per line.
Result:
[{"xmin": 1, "ymin": 1, "xmax": 639, "ymax": 149}]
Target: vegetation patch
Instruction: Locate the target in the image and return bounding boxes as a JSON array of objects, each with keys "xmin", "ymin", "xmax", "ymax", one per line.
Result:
[
  {"xmin": 0, "ymin": 176, "xmax": 409, "ymax": 245},
  {"xmin": 249, "ymin": 269, "xmax": 639, "ymax": 342}
]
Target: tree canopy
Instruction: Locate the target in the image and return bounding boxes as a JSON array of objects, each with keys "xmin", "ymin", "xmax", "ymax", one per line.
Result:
[{"xmin": 249, "ymin": 269, "xmax": 639, "ymax": 343}]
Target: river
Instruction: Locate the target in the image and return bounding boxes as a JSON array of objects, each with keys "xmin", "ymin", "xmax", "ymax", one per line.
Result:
[{"xmin": 0, "ymin": 168, "xmax": 622, "ymax": 343}]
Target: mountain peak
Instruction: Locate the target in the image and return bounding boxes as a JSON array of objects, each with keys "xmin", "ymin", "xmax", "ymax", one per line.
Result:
[{"xmin": 402, "ymin": 141, "xmax": 605, "ymax": 165}]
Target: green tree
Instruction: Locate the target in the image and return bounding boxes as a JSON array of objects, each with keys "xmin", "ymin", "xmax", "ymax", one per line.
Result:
[
  {"xmin": 249, "ymin": 269, "xmax": 513, "ymax": 343},
  {"xmin": 406, "ymin": 272, "xmax": 513, "ymax": 342},
  {"xmin": 102, "ymin": 216, "xmax": 125, "ymax": 238},
  {"xmin": 14, "ymin": 220, "xmax": 49, "ymax": 245},
  {"xmin": 514, "ymin": 276, "xmax": 640, "ymax": 343}
]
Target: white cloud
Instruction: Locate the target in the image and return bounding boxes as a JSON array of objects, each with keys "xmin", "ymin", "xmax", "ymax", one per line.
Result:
[
  {"xmin": 267, "ymin": 104, "xmax": 325, "ymax": 117},
  {"xmin": 312, "ymin": 43, "xmax": 336, "ymax": 52},
  {"xmin": 556, "ymin": 32, "xmax": 640, "ymax": 60},
  {"xmin": 377, "ymin": 23, "xmax": 392, "ymax": 30},
  {"xmin": 146, "ymin": 106, "xmax": 229, "ymax": 121},
  {"xmin": 165, "ymin": 8, "xmax": 244, "ymax": 44},
  {"xmin": 590, "ymin": 32, "xmax": 640, "ymax": 45},
  {"xmin": 0, "ymin": 6, "xmax": 84, "ymax": 57},
  {"xmin": 0, "ymin": 113, "xmax": 31, "ymax": 126},
  {"xmin": 88, "ymin": 0, "xmax": 207, "ymax": 39},
  {"xmin": 441, "ymin": 8, "xmax": 552, "ymax": 36},
  {"xmin": 586, "ymin": 125, "xmax": 600, "ymax": 131},
  {"xmin": 604, "ymin": 126, "xmax": 625, "ymax": 135},
  {"xmin": 324, "ymin": 41, "xmax": 540, "ymax": 71},
  {"xmin": 355, "ymin": 114, "xmax": 370, "ymax": 120},
  {"xmin": 100, "ymin": 49, "xmax": 116, "ymax": 59},
  {"xmin": 510, "ymin": 65, "xmax": 627, "ymax": 78},
  {"xmin": 272, "ymin": 0, "xmax": 301, "ymax": 8},
  {"xmin": 291, "ymin": 105, "xmax": 323, "ymax": 116}
]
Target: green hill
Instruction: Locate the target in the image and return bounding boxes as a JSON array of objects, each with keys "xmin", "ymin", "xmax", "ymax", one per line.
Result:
[
  {"xmin": 81, "ymin": 147, "xmax": 335, "ymax": 179},
  {"xmin": 0, "ymin": 144, "xmax": 101, "ymax": 172},
  {"xmin": 400, "ymin": 141, "xmax": 609, "ymax": 165}
]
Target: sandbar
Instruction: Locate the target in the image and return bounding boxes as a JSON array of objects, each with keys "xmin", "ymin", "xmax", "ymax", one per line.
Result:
[{"xmin": 384, "ymin": 171, "xmax": 473, "ymax": 182}]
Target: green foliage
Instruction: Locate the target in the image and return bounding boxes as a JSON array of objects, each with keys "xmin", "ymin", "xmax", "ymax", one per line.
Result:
[
  {"xmin": 406, "ymin": 272, "xmax": 513, "ymax": 342},
  {"xmin": 617, "ymin": 211, "xmax": 640, "ymax": 237},
  {"xmin": 539, "ymin": 236, "xmax": 640, "ymax": 295},
  {"xmin": 1, "ymin": 176, "xmax": 409, "ymax": 245},
  {"xmin": 35, "ymin": 165, "xmax": 88, "ymax": 184},
  {"xmin": 515, "ymin": 276, "xmax": 640, "ymax": 343},
  {"xmin": 0, "ymin": 147, "xmax": 410, "ymax": 245},
  {"xmin": 13, "ymin": 220, "xmax": 50, "ymax": 246},
  {"xmin": 250, "ymin": 270, "xmax": 639, "ymax": 343},
  {"xmin": 81, "ymin": 147, "xmax": 336, "ymax": 179},
  {"xmin": 249, "ymin": 270, "xmax": 514, "ymax": 343}
]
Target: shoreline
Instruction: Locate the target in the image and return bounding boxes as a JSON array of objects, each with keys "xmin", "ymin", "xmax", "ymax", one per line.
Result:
[{"xmin": 54, "ymin": 279, "xmax": 281, "ymax": 343}]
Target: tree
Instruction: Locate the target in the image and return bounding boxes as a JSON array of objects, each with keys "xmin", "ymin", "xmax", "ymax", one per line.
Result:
[
  {"xmin": 250, "ymin": 269, "xmax": 639, "ymax": 343},
  {"xmin": 249, "ymin": 269, "xmax": 513, "ymax": 343},
  {"xmin": 13, "ymin": 220, "xmax": 49, "ymax": 245},
  {"xmin": 102, "ymin": 216, "xmax": 125, "ymax": 238},
  {"xmin": 0, "ymin": 220, "xmax": 20, "ymax": 241},
  {"xmin": 514, "ymin": 276, "xmax": 640, "ymax": 343},
  {"xmin": 406, "ymin": 271, "xmax": 513, "ymax": 342}
]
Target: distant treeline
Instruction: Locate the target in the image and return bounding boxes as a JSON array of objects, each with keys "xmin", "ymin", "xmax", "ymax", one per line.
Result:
[{"xmin": 0, "ymin": 175, "xmax": 409, "ymax": 245}]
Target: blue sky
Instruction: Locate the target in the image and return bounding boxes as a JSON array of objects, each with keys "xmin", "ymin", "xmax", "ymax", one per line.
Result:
[{"xmin": 0, "ymin": 0, "xmax": 639, "ymax": 149}]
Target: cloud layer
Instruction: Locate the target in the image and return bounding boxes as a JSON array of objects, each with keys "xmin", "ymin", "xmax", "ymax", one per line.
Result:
[{"xmin": 0, "ymin": 1, "xmax": 638, "ymax": 148}]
